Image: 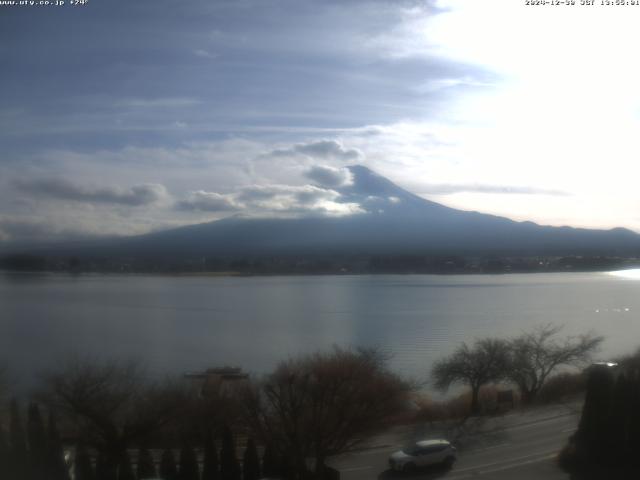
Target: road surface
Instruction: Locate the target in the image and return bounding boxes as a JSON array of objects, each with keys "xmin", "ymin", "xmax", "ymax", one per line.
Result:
[{"xmin": 329, "ymin": 405, "xmax": 580, "ymax": 480}]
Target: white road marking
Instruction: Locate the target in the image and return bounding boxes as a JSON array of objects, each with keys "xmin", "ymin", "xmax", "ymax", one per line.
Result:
[
  {"xmin": 450, "ymin": 449, "xmax": 558, "ymax": 475},
  {"xmin": 496, "ymin": 416, "xmax": 577, "ymax": 432},
  {"xmin": 448, "ymin": 453, "xmax": 556, "ymax": 479},
  {"xmin": 473, "ymin": 442, "xmax": 511, "ymax": 451}
]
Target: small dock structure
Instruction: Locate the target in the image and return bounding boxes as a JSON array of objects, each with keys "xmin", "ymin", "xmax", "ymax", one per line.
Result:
[{"xmin": 184, "ymin": 366, "xmax": 249, "ymax": 396}]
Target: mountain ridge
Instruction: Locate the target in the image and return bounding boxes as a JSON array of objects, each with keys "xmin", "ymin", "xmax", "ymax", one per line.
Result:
[
  {"xmin": 95, "ymin": 165, "xmax": 640, "ymax": 258},
  {"xmin": 3, "ymin": 165, "xmax": 640, "ymax": 262}
]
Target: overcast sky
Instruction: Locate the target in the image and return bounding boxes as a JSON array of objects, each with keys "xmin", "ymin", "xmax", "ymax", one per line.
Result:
[{"xmin": 2, "ymin": 0, "xmax": 640, "ymax": 243}]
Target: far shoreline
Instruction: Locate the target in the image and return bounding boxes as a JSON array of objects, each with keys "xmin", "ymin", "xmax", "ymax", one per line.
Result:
[{"xmin": 2, "ymin": 266, "xmax": 640, "ymax": 278}]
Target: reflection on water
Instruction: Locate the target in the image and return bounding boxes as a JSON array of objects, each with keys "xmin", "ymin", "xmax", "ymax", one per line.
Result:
[
  {"xmin": 1, "ymin": 271, "xmax": 639, "ymax": 394},
  {"xmin": 609, "ymin": 268, "xmax": 640, "ymax": 279}
]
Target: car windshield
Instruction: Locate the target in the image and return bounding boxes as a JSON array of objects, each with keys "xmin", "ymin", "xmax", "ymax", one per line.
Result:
[{"xmin": 401, "ymin": 446, "xmax": 421, "ymax": 456}]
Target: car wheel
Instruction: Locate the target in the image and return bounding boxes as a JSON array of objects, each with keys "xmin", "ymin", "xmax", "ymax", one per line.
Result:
[
  {"xmin": 403, "ymin": 462, "xmax": 416, "ymax": 474},
  {"xmin": 443, "ymin": 456, "xmax": 455, "ymax": 468}
]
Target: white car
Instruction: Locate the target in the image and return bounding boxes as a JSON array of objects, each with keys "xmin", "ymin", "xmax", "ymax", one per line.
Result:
[{"xmin": 388, "ymin": 439, "xmax": 457, "ymax": 473}]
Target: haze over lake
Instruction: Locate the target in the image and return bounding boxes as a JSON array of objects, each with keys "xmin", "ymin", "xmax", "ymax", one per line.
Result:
[{"xmin": 2, "ymin": 271, "xmax": 639, "ymax": 393}]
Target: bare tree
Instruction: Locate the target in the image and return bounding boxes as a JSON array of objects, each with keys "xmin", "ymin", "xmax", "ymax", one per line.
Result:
[
  {"xmin": 38, "ymin": 357, "xmax": 185, "ymax": 471},
  {"xmin": 241, "ymin": 347, "xmax": 411, "ymax": 479},
  {"xmin": 431, "ymin": 338, "xmax": 510, "ymax": 415},
  {"xmin": 506, "ymin": 324, "xmax": 603, "ymax": 404}
]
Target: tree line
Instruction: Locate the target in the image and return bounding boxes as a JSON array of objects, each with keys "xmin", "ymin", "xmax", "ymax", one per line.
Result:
[
  {"xmin": 431, "ymin": 324, "xmax": 603, "ymax": 414},
  {"xmin": 560, "ymin": 352, "xmax": 640, "ymax": 474},
  {"xmin": 0, "ymin": 327, "xmax": 603, "ymax": 480},
  {"xmin": 0, "ymin": 347, "xmax": 411, "ymax": 480},
  {"xmin": 1, "ymin": 400, "xmax": 265, "ymax": 480},
  {"xmin": 0, "ymin": 400, "xmax": 68, "ymax": 480}
]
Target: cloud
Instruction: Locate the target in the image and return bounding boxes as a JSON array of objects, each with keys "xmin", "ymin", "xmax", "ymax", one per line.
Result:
[
  {"xmin": 0, "ymin": 0, "xmax": 475, "ymax": 156},
  {"xmin": 413, "ymin": 76, "xmax": 495, "ymax": 94},
  {"xmin": 193, "ymin": 49, "xmax": 219, "ymax": 59},
  {"xmin": 305, "ymin": 165, "xmax": 354, "ymax": 188},
  {"xmin": 16, "ymin": 178, "xmax": 169, "ymax": 206},
  {"xmin": 177, "ymin": 191, "xmax": 239, "ymax": 212},
  {"xmin": 0, "ymin": 217, "xmax": 97, "ymax": 244},
  {"xmin": 420, "ymin": 184, "xmax": 569, "ymax": 196},
  {"xmin": 237, "ymin": 184, "xmax": 337, "ymax": 207},
  {"xmin": 269, "ymin": 140, "xmax": 363, "ymax": 161},
  {"xmin": 115, "ymin": 98, "xmax": 200, "ymax": 108},
  {"xmin": 179, "ymin": 183, "xmax": 363, "ymax": 217}
]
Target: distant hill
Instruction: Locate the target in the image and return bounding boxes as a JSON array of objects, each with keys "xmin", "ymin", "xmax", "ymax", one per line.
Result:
[{"xmin": 4, "ymin": 166, "xmax": 640, "ymax": 265}]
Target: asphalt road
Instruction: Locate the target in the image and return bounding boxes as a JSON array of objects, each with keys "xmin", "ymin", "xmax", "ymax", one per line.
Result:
[{"xmin": 329, "ymin": 408, "xmax": 580, "ymax": 480}]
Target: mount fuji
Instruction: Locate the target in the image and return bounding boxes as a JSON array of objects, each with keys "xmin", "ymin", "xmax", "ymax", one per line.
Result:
[{"xmin": 94, "ymin": 165, "xmax": 640, "ymax": 259}]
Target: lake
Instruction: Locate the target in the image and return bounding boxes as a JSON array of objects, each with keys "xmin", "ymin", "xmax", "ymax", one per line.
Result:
[{"xmin": 1, "ymin": 270, "xmax": 639, "ymax": 394}]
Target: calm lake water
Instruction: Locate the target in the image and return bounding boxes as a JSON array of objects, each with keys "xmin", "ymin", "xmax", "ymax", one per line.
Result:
[{"xmin": 1, "ymin": 271, "xmax": 639, "ymax": 393}]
